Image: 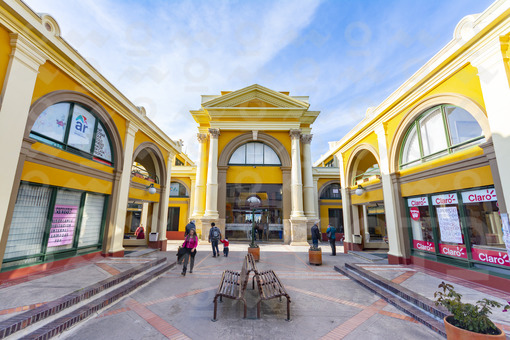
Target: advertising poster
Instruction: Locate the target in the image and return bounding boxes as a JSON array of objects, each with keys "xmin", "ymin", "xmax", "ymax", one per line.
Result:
[
  {"xmin": 501, "ymin": 213, "xmax": 510, "ymax": 260},
  {"xmin": 437, "ymin": 206, "xmax": 463, "ymax": 243},
  {"xmin": 47, "ymin": 205, "xmax": 78, "ymax": 247}
]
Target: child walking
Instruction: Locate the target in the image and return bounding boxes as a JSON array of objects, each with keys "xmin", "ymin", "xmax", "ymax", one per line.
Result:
[{"xmin": 220, "ymin": 238, "xmax": 229, "ymax": 257}]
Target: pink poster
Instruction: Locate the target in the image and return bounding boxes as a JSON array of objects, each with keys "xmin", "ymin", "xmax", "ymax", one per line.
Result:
[
  {"xmin": 47, "ymin": 205, "xmax": 78, "ymax": 247},
  {"xmin": 471, "ymin": 248, "xmax": 510, "ymax": 267},
  {"xmin": 410, "ymin": 207, "xmax": 420, "ymax": 221},
  {"xmin": 413, "ymin": 240, "xmax": 435, "ymax": 252},
  {"xmin": 439, "ymin": 244, "xmax": 467, "ymax": 259}
]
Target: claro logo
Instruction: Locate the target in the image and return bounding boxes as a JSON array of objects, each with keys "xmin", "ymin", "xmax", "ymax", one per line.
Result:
[
  {"xmin": 435, "ymin": 194, "xmax": 456, "ymax": 205},
  {"xmin": 478, "ymin": 252, "xmax": 509, "ymax": 266},
  {"xmin": 411, "ymin": 198, "xmax": 427, "ymax": 206},
  {"xmin": 467, "ymin": 189, "xmax": 496, "ymax": 202},
  {"xmin": 416, "ymin": 243, "xmax": 433, "ymax": 251},
  {"xmin": 442, "ymin": 246, "xmax": 465, "ymax": 257}
]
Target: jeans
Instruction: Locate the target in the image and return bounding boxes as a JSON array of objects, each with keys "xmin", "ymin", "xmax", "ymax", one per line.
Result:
[
  {"xmin": 182, "ymin": 249, "xmax": 196, "ymax": 273},
  {"xmin": 211, "ymin": 239, "xmax": 219, "ymax": 256},
  {"xmin": 329, "ymin": 239, "xmax": 336, "ymax": 255},
  {"xmin": 223, "ymin": 247, "xmax": 229, "ymax": 257},
  {"xmin": 312, "ymin": 239, "xmax": 318, "ymax": 248}
]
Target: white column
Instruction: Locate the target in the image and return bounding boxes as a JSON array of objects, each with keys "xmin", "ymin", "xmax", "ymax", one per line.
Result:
[
  {"xmin": 471, "ymin": 37, "xmax": 510, "ymax": 215},
  {"xmin": 158, "ymin": 151, "xmax": 176, "ymax": 241},
  {"xmin": 375, "ymin": 123, "xmax": 404, "ymax": 258},
  {"xmin": 189, "ymin": 177, "xmax": 196, "ymax": 221},
  {"xmin": 0, "ymin": 34, "xmax": 47, "ymax": 248},
  {"xmin": 108, "ymin": 122, "xmax": 138, "ymax": 254},
  {"xmin": 204, "ymin": 128, "xmax": 220, "ymax": 219},
  {"xmin": 289, "ymin": 129, "xmax": 305, "ymax": 218},
  {"xmin": 338, "ymin": 152, "xmax": 353, "ymax": 246},
  {"xmin": 192, "ymin": 133, "xmax": 208, "ymax": 217},
  {"xmin": 313, "ymin": 177, "xmax": 320, "ymax": 223},
  {"xmin": 141, "ymin": 203, "xmax": 149, "ymax": 228},
  {"xmin": 301, "ymin": 134, "xmax": 316, "ymax": 219}
]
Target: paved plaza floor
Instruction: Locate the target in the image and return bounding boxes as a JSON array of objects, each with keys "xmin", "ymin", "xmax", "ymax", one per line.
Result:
[{"xmin": 63, "ymin": 243, "xmax": 444, "ymax": 340}]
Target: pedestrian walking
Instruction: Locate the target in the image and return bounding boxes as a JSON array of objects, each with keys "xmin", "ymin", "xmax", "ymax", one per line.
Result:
[
  {"xmin": 181, "ymin": 228, "xmax": 198, "ymax": 276},
  {"xmin": 326, "ymin": 224, "xmax": 336, "ymax": 255},
  {"xmin": 220, "ymin": 237, "xmax": 229, "ymax": 257},
  {"xmin": 209, "ymin": 223, "xmax": 221, "ymax": 257},
  {"xmin": 311, "ymin": 223, "xmax": 321, "ymax": 248}
]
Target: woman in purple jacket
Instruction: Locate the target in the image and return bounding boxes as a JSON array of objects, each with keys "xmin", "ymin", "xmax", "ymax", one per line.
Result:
[{"xmin": 181, "ymin": 228, "xmax": 198, "ymax": 276}]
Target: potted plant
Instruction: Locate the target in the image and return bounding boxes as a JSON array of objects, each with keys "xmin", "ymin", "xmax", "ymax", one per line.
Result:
[
  {"xmin": 434, "ymin": 281, "xmax": 509, "ymax": 339},
  {"xmin": 308, "ymin": 245, "xmax": 322, "ymax": 265}
]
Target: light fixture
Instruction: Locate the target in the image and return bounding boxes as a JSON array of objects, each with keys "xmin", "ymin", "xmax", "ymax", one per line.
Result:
[
  {"xmin": 146, "ymin": 183, "xmax": 156, "ymax": 195},
  {"xmin": 355, "ymin": 185, "xmax": 364, "ymax": 196}
]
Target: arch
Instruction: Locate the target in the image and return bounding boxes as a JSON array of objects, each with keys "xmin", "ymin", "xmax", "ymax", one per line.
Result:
[
  {"xmin": 318, "ymin": 180, "xmax": 341, "ymax": 199},
  {"xmin": 388, "ymin": 93, "xmax": 490, "ymax": 173},
  {"xmin": 170, "ymin": 179, "xmax": 190, "ymax": 197},
  {"xmin": 27, "ymin": 90, "xmax": 124, "ymax": 170},
  {"xmin": 218, "ymin": 132, "xmax": 291, "ymax": 168},
  {"xmin": 132, "ymin": 142, "xmax": 167, "ymax": 187},
  {"xmin": 345, "ymin": 144, "xmax": 380, "ymax": 187}
]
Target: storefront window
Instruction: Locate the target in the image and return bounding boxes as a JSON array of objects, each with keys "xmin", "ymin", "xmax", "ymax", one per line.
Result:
[
  {"xmin": 433, "ymin": 193, "xmax": 467, "ymax": 259},
  {"xmin": 408, "ymin": 196, "xmax": 435, "ymax": 252},
  {"xmin": 462, "ymin": 188, "xmax": 509, "ymax": 267},
  {"xmin": 366, "ymin": 205, "xmax": 386, "ymax": 242}
]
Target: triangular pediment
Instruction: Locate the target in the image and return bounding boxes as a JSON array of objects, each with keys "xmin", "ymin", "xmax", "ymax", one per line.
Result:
[{"xmin": 202, "ymin": 84, "xmax": 309, "ymax": 109}]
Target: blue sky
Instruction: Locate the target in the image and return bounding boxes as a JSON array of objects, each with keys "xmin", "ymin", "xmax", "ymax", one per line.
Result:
[{"xmin": 23, "ymin": 0, "xmax": 494, "ymax": 162}]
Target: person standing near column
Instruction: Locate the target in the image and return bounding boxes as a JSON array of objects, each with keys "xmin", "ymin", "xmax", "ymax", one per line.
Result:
[
  {"xmin": 326, "ymin": 224, "xmax": 336, "ymax": 256},
  {"xmin": 311, "ymin": 223, "xmax": 321, "ymax": 248},
  {"xmin": 209, "ymin": 223, "xmax": 221, "ymax": 258}
]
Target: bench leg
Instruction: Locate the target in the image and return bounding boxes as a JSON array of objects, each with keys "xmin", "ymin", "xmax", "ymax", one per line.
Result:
[
  {"xmin": 252, "ymin": 276, "xmax": 255, "ymax": 290},
  {"xmin": 220, "ymin": 295, "xmax": 222, "ymax": 302},
  {"xmin": 257, "ymin": 300, "xmax": 261, "ymax": 319},
  {"xmin": 286, "ymin": 297, "xmax": 291, "ymax": 321},
  {"xmin": 241, "ymin": 298, "xmax": 247, "ymax": 319},
  {"xmin": 212, "ymin": 298, "xmax": 218, "ymax": 322}
]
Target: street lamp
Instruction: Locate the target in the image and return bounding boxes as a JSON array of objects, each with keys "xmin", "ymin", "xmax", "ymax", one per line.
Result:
[{"xmin": 355, "ymin": 185, "xmax": 364, "ymax": 196}]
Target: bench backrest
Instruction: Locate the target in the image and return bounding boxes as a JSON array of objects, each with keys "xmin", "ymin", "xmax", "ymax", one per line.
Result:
[
  {"xmin": 245, "ymin": 253, "xmax": 258, "ymax": 275},
  {"xmin": 239, "ymin": 255, "xmax": 251, "ymax": 293}
]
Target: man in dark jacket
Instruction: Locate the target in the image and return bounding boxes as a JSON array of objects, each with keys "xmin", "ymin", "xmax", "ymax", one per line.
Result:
[
  {"xmin": 208, "ymin": 223, "xmax": 221, "ymax": 257},
  {"xmin": 311, "ymin": 223, "xmax": 321, "ymax": 248},
  {"xmin": 326, "ymin": 224, "xmax": 336, "ymax": 256},
  {"xmin": 184, "ymin": 220, "xmax": 196, "ymax": 237}
]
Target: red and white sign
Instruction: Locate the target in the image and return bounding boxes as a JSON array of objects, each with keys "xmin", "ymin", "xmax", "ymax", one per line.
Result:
[
  {"xmin": 432, "ymin": 193, "xmax": 458, "ymax": 206},
  {"xmin": 410, "ymin": 207, "xmax": 420, "ymax": 221},
  {"xmin": 413, "ymin": 240, "xmax": 435, "ymax": 252},
  {"xmin": 471, "ymin": 248, "xmax": 510, "ymax": 267},
  {"xmin": 461, "ymin": 188, "xmax": 497, "ymax": 203},
  {"xmin": 439, "ymin": 244, "xmax": 467, "ymax": 259},
  {"xmin": 408, "ymin": 197, "xmax": 428, "ymax": 207}
]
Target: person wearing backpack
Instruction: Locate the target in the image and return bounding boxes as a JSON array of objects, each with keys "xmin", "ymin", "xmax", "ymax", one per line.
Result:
[
  {"xmin": 208, "ymin": 222, "xmax": 221, "ymax": 258},
  {"xmin": 311, "ymin": 223, "xmax": 321, "ymax": 248},
  {"xmin": 326, "ymin": 224, "xmax": 336, "ymax": 256}
]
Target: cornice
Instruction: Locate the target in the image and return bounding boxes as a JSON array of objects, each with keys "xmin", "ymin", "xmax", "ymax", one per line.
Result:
[{"xmin": 209, "ymin": 121, "xmax": 301, "ymax": 130}]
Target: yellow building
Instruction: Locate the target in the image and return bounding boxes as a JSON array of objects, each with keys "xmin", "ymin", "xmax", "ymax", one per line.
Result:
[
  {"xmin": 0, "ymin": 1, "xmax": 181, "ymax": 278},
  {"xmin": 316, "ymin": 0, "xmax": 510, "ymax": 289}
]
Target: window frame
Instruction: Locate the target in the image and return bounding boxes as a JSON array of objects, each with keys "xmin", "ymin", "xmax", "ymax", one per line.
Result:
[
  {"xmin": 228, "ymin": 142, "xmax": 281, "ymax": 166},
  {"xmin": 399, "ymin": 105, "xmax": 484, "ymax": 169},
  {"xmin": 29, "ymin": 102, "xmax": 114, "ymax": 167}
]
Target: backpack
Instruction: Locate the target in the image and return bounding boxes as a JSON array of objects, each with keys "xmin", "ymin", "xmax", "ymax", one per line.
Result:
[
  {"xmin": 326, "ymin": 230, "xmax": 332, "ymax": 238},
  {"xmin": 212, "ymin": 227, "xmax": 220, "ymax": 240}
]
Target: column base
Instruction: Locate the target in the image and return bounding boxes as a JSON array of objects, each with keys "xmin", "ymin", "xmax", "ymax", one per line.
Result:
[
  {"xmin": 289, "ymin": 218, "xmax": 308, "ymax": 244},
  {"xmin": 198, "ymin": 217, "xmax": 220, "ymax": 241},
  {"xmin": 388, "ymin": 254, "xmax": 411, "ymax": 265},
  {"xmin": 103, "ymin": 250, "xmax": 125, "ymax": 257},
  {"xmin": 289, "ymin": 241, "xmax": 310, "ymax": 246},
  {"xmin": 149, "ymin": 240, "xmax": 167, "ymax": 251},
  {"xmin": 343, "ymin": 242, "xmax": 363, "ymax": 252}
]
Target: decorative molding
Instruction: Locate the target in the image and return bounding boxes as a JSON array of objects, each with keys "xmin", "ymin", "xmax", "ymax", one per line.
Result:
[
  {"xmin": 131, "ymin": 141, "xmax": 167, "ymax": 187},
  {"xmin": 197, "ymin": 133, "xmax": 208, "ymax": 143},
  {"xmin": 252, "ymin": 130, "xmax": 258, "ymax": 141},
  {"xmin": 208, "ymin": 128, "xmax": 220, "ymax": 138},
  {"xmin": 9, "ymin": 33, "xmax": 47, "ymax": 71},
  {"xmin": 301, "ymin": 134, "xmax": 313, "ymax": 144},
  {"xmin": 289, "ymin": 129, "xmax": 301, "ymax": 140},
  {"xmin": 344, "ymin": 143, "xmax": 380, "ymax": 186}
]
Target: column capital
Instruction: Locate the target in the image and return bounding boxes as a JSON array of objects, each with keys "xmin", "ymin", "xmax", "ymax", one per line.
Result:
[
  {"xmin": 300, "ymin": 134, "xmax": 313, "ymax": 144},
  {"xmin": 9, "ymin": 33, "xmax": 47, "ymax": 72},
  {"xmin": 470, "ymin": 36, "xmax": 505, "ymax": 71},
  {"xmin": 197, "ymin": 133, "xmax": 208, "ymax": 143},
  {"xmin": 289, "ymin": 129, "xmax": 301, "ymax": 140},
  {"xmin": 208, "ymin": 128, "xmax": 220, "ymax": 138},
  {"xmin": 126, "ymin": 121, "xmax": 139, "ymax": 137}
]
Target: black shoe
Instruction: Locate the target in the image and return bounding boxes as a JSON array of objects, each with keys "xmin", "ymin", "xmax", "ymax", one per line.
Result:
[
  {"xmin": 212, "ymin": 255, "xmax": 216, "ymax": 258},
  {"xmin": 181, "ymin": 272, "xmax": 186, "ymax": 276},
  {"xmin": 190, "ymin": 270, "xmax": 193, "ymax": 273}
]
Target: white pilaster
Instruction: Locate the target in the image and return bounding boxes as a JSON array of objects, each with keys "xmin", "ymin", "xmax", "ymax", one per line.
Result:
[
  {"xmin": 192, "ymin": 133, "xmax": 208, "ymax": 217},
  {"xmin": 313, "ymin": 177, "xmax": 319, "ymax": 223},
  {"xmin": 471, "ymin": 37, "xmax": 510, "ymax": 215},
  {"xmin": 338, "ymin": 153, "xmax": 353, "ymax": 245},
  {"xmin": 289, "ymin": 129, "xmax": 305, "ymax": 218},
  {"xmin": 204, "ymin": 128, "xmax": 220, "ymax": 219},
  {"xmin": 301, "ymin": 134, "xmax": 316, "ymax": 219},
  {"xmin": 158, "ymin": 151, "xmax": 176, "ymax": 241},
  {"xmin": 189, "ymin": 177, "xmax": 196, "ymax": 221},
  {"xmin": 108, "ymin": 122, "xmax": 138, "ymax": 254},
  {"xmin": 0, "ymin": 34, "xmax": 47, "ymax": 248},
  {"xmin": 375, "ymin": 123, "xmax": 404, "ymax": 258}
]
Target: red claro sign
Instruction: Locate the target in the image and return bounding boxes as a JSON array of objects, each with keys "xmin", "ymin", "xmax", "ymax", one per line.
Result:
[
  {"xmin": 439, "ymin": 244, "xmax": 467, "ymax": 259},
  {"xmin": 471, "ymin": 248, "xmax": 510, "ymax": 267},
  {"xmin": 461, "ymin": 189, "xmax": 497, "ymax": 203},
  {"xmin": 413, "ymin": 240, "xmax": 434, "ymax": 252},
  {"xmin": 410, "ymin": 207, "xmax": 420, "ymax": 221}
]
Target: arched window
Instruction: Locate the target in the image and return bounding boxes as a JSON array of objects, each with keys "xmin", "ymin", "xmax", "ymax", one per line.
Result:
[
  {"xmin": 228, "ymin": 142, "xmax": 281, "ymax": 165},
  {"xmin": 170, "ymin": 182, "xmax": 188, "ymax": 197},
  {"xmin": 30, "ymin": 102, "xmax": 113, "ymax": 166},
  {"xmin": 400, "ymin": 105, "xmax": 484, "ymax": 169},
  {"xmin": 320, "ymin": 183, "xmax": 342, "ymax": 199}
]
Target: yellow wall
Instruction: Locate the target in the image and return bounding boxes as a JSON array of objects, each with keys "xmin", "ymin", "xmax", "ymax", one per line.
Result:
[
  {"xmin": 21, "ymin": 161, "xmax": 112, "ymax": 194},
  {"xmin": 400, "ymin": 166, "xmax": 493, "ymax": 197},
  {"xmin": 218, "ymin": 130, "xmax": 292, "ymax": 160},
  {"xmin": 0, "ymin": 25, "xmax": 10, "ymax": 95},
  {"xmin": 133, "ymin": 131, "xmax": 170, "ymax": 163},
  {"xmin": 351, "ymin": 187, "xmax": 384, "ymax": 204},
  {"xmin": 32, "ymin": 62, "xmax": 127, "ymax": 144},
  {"xmin": 319, "ymin": 200, "xmax": 342, "ymax": 232},
  {"xmin": 128, "ymin": 186, "xmax": 160, "ymax": 202},
  {"xmin": 227, "ymin": 166, "xmax": 282, "ymax": 184},
  {"xmin": 168, "ymin": 199, "xmax": 189, "ymax": 231},
  {"xmin": 342, "ymin": 132, "xmax": 379, "ymax": 177}
]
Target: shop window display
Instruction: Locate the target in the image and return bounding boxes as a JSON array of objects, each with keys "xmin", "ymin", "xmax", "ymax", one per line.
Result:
[{"xmin": 408, "ymin": 196, "xmax": 435, "ymax": 252}]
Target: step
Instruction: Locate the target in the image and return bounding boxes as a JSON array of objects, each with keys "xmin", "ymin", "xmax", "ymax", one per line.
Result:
[
  {"xmin": 335, "ymin": 264, "xmax": 447, "ymax": 337},
  {"xmin": 347, "ymin": 251, "xmax": 386, "ymax": 262},
  {"xmin": 0, "ymin": 256, "xmax": 166, "ymax": 339},
  {"xmin": 21, "ymin": 260, "xmax": 174, "ymax": 340}
]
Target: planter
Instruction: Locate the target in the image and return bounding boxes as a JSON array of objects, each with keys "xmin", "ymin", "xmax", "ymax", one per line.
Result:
[
  {"xmin": 444, "ymin": 316, "xmax": 506, "ymax": 339},
  {"xmin": 309, "ymin": 249, "xmax": 322, "ymax": 265},
  {"xmin": 248, "ymin": 246, "xmax": 260, "ymax": 261}
]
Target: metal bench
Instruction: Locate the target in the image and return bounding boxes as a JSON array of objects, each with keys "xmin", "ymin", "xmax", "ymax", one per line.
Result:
[
  {"xmin": 212, "ymin": 254, "xmax": 254, "ymax": 321},
  {"xmin": 254, "ymin": 269, "xmax": 291, "ymax": 321}
]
